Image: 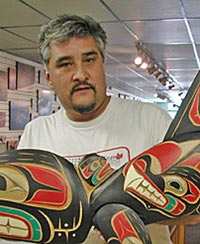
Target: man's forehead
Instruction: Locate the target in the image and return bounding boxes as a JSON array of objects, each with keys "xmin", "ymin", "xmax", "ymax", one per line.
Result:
[{"xmin": 50, "ymin": 36, "xmax": 99, "ymax": 58}]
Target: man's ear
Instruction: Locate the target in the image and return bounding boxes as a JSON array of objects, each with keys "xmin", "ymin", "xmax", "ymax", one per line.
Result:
[{"xmin": 44, "ymin": 70, "xmax": 54, "ymax": 89}]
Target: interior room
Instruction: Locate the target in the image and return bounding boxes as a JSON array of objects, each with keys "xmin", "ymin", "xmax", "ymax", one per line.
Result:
[{"xmin": 0, "ymin": 1, "xmax": 199, "ymax": 243}]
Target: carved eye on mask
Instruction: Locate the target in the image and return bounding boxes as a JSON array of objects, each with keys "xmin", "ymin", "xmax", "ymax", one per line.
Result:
[
  {"xmin": 90, "ymin": 160, "xmax": 101, "ymax": 171},
  {"xmin": 163, "ymin": 175, "xmax": 187, "ymax": 196},
  {"xmin": 0, "ymin": 166, "xmax": 28, "ymax": 201}
]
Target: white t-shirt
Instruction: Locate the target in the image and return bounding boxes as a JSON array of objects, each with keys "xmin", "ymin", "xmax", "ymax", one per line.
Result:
[
  {"xmin": 16, "ymin": 96, "xmax": 172, "ymax": 244},
  {"xmin": 18, "ymin": 97, "xmax": 171, "ymax": 164}
]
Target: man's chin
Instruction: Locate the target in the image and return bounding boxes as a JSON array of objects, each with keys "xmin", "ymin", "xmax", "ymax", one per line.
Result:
[{"xmin": 72, "ymin": 103, "xmax": 96, "ymax": 114}]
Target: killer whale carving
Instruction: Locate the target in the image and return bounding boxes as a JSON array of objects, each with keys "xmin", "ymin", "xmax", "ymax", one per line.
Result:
[{"xmin": 0, "ymin": 71, "xmax": 199, "ymax": 243}]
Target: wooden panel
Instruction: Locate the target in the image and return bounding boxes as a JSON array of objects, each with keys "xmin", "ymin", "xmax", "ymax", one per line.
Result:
[{"xmin": 171, "ymin": 225, "xmax": 185, "ymax": 244}]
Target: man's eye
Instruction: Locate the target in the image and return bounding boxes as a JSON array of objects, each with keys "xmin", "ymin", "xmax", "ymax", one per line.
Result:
[
  {"xmin": 58, "ymin": 62, "xmax": 72, "ymax": 67},
  {"xmin": 84, "ymin": 57, "xmax": 95, "ymax": 63}
]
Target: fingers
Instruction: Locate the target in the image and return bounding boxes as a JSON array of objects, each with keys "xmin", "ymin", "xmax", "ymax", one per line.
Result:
[{"xmin": 94, "ymin": 227, "xmax": 106, "ymax": 243}]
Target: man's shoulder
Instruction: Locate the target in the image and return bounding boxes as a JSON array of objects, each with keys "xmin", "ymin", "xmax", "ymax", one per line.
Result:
[
  {"xmin": 111, "ymin": 96, "xmax": 163, "ymax": 113},
  {"xmin": 111, "ymin": 96, "xmax": 138, "ymax": 108},
  {"xmin": 110, "ymin": 97, "xmax": 171, "ymax": 125},
  {"xmin": 26, "ymin": 109, "xmax": 63, "ymax": 128}
]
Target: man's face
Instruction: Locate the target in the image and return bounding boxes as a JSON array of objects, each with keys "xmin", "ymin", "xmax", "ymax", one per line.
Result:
[{"xmin": 46, "ymin": 36, "xmax": 108, "ymax": 121}]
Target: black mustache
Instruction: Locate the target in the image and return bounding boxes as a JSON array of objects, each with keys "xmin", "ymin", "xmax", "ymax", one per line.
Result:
[{"xmin": 71, "ymin": 82, "xmax": 95, "ymax": 95}]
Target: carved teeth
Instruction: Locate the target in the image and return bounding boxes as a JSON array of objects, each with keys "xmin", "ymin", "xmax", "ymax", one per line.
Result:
[
  {"xmin": 0, "ymin": 216, "xmax": 28, "ymax": 237},
  {"xmin": 124, "ymin": 165, "xmax": 166, "ymax": 206}
]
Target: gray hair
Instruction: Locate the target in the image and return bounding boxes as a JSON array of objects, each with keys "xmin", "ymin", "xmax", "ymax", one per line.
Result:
[{"xmin": 38, "ymin": 14, "xmax": 107, "ymax": 69}]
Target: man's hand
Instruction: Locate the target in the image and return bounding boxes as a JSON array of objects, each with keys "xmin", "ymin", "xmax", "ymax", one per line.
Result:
[{"xmin": 94, "ymin": 228, "xmax": 106, "ymax": 243}]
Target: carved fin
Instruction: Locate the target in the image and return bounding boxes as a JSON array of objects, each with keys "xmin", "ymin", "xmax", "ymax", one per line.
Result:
[{"xmin": 164, "ymin": 70, "xmax": 200, "ymax": 141}]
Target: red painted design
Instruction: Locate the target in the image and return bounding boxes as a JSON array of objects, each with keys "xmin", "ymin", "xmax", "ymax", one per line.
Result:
[
  {"xmin": 82, "ymin": 165, "xmax": 92, "ymax": 178},
  {"xmin": 98, "ymin": 164, "xmax": 114, "ymax": 178},
  {"xmin": 182, "ymin": 179, "xmax": 199, "ymax": 203},
  {"xmin": 124, "ymin": 142, "xmax": 181, "ymax": 175},
  {"xmin": 169, "ymin": 200, "xmax": 185, "ymax": 215},
  {"xmin": 189, "ymin": 87, "xmax": 200, "ymax": 125},
  {"xmin": 17, "ymin": 164, "xmax": 69, "ymax": 207},
  {"xmin": 116, "ymin": 153, "xmax": 123, "ymax": 159},
  {"xmin": 178, "ymin": 154, "xmax": 200, "ymax": 169},
  {"xmin": 112, "ymin": 212, "xmax": 139, "ymax": 242}
]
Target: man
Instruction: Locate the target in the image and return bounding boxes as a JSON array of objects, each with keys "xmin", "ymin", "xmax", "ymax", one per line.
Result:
[{"xmin": 17, "ymin": 14, "xmax": 173, "ymax": 243}]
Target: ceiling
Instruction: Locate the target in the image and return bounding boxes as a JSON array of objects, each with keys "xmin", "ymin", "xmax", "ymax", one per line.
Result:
[{"xmin": 1, "ymin": 0, "xmax": 200, "ymax": 106}]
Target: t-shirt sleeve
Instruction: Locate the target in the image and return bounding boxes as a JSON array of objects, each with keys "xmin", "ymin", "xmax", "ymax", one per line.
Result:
[
  {"xmin": 154, "ymin": 107, "xmax": 172, "ymax": 143},
  {"xmin": 17, "ymin": 122, "xmax": 34, "ymax": 149},
  {"xmin": 142, "ymin": 103, "xmax": 172, "ymax": 146}
]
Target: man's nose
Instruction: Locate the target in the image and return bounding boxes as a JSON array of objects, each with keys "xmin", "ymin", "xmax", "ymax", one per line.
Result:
[{"xmin": 72, "ymin": 64, "xmax": 88, "ymax": 82}]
